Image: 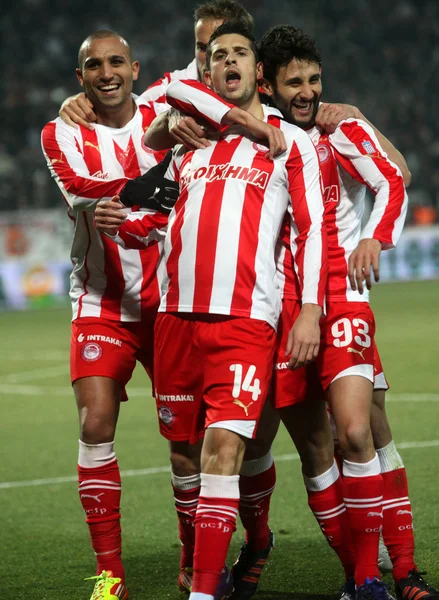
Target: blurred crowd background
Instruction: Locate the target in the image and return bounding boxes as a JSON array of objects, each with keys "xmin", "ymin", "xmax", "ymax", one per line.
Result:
[{"xmin": 1, "ymin": 0, "xmax": 437, "ymax": 223}]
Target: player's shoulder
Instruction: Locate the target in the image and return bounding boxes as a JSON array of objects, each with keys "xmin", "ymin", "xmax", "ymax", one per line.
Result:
[
  {"xmin": 276, "ymin": 117, "xmax": 317, "ymax": 152},
  {"xmin": 136, "ymin": 95, "xmax": 169, "ymax": 116},
  {"xmin": 168, "ymin": 58, "xmax": 199, "ymax": 82},
  {"xmin": 41, "ymin": 116, "xmax": 81, "ymax": 144}
]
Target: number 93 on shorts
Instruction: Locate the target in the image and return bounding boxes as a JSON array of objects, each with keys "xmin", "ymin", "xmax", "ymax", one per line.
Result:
[{"xmin": 316, "ymin": 302, "xmax": 376, "ymax": 389}]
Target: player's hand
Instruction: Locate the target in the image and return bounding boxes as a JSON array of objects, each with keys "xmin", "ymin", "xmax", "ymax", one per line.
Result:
[
  {"xmin": 60, "ymin": 93, "xmax": 97, "ymax": 130},
  {"xmin": 286, "ymin": 304, "xmax": 322, "ymax": 370},
  {"xmin": 348, "ymin": 238, "xmax": 382, "ymax": 294},
  {"xmin": 95, "ymin": 196, "xmax": 127, "ymax": 236},
  {"xmin": 316, "ymin": 103, "xmax": 360, "ymax": 134},
  {"xmin": 249, "ymin": 119, "xmax": 287, "ymax": 159},
  {"xmin": 169, "ymin": 110, "xmax": 212, "ymax": 150}
]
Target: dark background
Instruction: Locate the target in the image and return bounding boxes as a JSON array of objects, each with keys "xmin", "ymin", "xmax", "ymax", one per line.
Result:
[{"xmin": 1, "ymin": 0, "xmax": 437, "ymax": 221}]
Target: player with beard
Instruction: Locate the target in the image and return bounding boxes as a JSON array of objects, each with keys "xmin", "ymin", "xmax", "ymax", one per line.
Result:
[
  {"xmin": 97, "ymin": 21, "xmax": 328, "ymax": 600},
  {"xmin": 257, "ymin": 25, "xmax": 438, "ymax": 600}
]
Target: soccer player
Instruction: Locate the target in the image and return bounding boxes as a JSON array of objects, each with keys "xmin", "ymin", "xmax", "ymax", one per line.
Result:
[
  {"xmin": 257, "ymin": 25, "xmax": 438, "ymax": 600},
  {"xmin": 41, "ymin": 30, "xmax": 178, "ymax": 600},
  {"xmin": 59, "ymin": 0, "xmax": 254, "ymax": 129},
  {"xmin": 99, "ymin": 21, "xmax": 327, "ymax": 600}
]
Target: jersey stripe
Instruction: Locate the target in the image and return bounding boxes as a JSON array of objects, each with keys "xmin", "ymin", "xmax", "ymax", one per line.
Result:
[{"xmin": 193, "ymin": 138, "xmax": 242, "ymax": 310}]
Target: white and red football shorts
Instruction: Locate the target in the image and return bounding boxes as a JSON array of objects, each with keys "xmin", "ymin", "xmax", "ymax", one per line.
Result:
[
  {"xmin": 153, "ymin": 313, "xmax": 276, "ymax": 443},
  {"xmin": 316, "ymin": 301, "xmax": 376, "ymax": 390},
  {"xmin": 71, "ymin": 315, "xmax": 155, "ymax": 399},
  {"xmin": 272, "ymin": 300, "xmax": 386, "ymax": 409}
]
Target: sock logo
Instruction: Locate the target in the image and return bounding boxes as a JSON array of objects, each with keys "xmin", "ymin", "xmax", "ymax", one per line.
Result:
[
  {"xmin": 367, "ymin": 511, "xmax": 383, "ymax": 518},
  {"xmin": 397, "ymin": 509, "xmax": 412, "ymax": 516},
  {"xmin": 200, "ymin": 522, "xmax": 231, "ymax": 533},
  {"xmin": 81, "ymin": 492, "xmax": 105, "ymax": 503}
]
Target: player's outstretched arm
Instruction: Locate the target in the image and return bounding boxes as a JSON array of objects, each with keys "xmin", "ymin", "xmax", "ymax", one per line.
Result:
[
  {"xmin": 316, "ymin": 103, "xmax": 411, "ymax": 186},
  {"xmin": 166, "ymin": 80, "xmax": 287, "ymax": 159},
  {"xmin": 59, "ymin": 93, "xmax": 97, "ymax": 130}
]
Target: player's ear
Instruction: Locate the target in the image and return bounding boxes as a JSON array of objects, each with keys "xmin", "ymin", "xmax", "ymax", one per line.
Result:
[
  {"xmin": 204, "ymin": 69, "xmax": 212, "ymax": 88},
  {"xmin": 256, "ymin": 61, "xmax": 263, "ymax": 81},
  {"xmin": 132, "ymin": 61, "xmax": 140, "ymax": 81},
  {"xmin": 76, "ymin": 68, "xmax": 84, "ymax": 87},
  {"xmin": 259, "ymin": 77, "xmax": 274, "ymax": 98}
]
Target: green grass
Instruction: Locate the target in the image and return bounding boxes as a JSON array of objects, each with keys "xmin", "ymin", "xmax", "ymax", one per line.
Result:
[{"xmin": 1, "ymin": 280, "xmax": 438, "ymax": 599}]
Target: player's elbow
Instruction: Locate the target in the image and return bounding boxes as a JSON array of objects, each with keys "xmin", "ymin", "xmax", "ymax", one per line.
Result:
[{"xmin": 402, "ymin": 168, "xmax": 412, "ymax": 188}]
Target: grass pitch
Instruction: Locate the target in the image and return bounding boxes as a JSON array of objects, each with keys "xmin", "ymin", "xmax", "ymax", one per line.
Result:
[{"xmin": 1, "ymin": 280, "xmax": 438, "ymax": 599}]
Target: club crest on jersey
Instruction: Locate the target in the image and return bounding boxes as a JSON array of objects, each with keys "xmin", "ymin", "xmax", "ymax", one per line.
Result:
[
  {"xmin": 316, "ymin": 144, "xmax": 330, "ymax": 163},
  {"xmin": 252, "ymin": 142, "xmax": 269, "ymax": 154},
  {"xmin": 81, "ymin": 342, "xmax": 103, "ymax": 362},
  {"xmin": 158, "ymin": 405, "xmax": 174, "ymax": 425},
  {"xmin": 180, "ymin": 163, "xmax": 269, "ymax": 190}
]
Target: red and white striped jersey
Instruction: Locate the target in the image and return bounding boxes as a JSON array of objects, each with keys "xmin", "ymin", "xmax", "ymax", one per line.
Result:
[
  {"xmin": 276, "ymin": 119, "xmax": 408, "ymax": 304},
  {"xmin": 41, "ymin": 97, "xmax": 169, "ymax": 322},
  {"xmin": 115, "ymin": 80, "xmax": 327, "ymax": 329},
  {"xmin": 140, "ymin": 59, "xmax": 199, "ymax": 104}
]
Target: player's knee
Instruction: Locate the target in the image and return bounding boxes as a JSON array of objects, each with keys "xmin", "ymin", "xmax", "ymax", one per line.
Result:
[
  {"xmin": 170, "ymin": 450, "xmax": 200, "ymax": 476},
  {"xmin": 203, "ymin": 428, "xmax": 246, "ymax": 475},
  {"xmin": 80, "ymin": 414, "xmax": 116, "ymax": 444},
  {"xmin": 299, "ymin": 436, "xmax": 334, "ymax": 476},
  {"xmin": 338, "ymin": 421, "xmax": 371, "ymax": 455}
]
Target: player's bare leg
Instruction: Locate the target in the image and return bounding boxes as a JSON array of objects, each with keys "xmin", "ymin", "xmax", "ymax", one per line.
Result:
[
  {"xmin": 280, "ymin": 392, "xmax": 356, "ymax": 583},
  {"xmin": 231, "ymin": 401, "xmax": 280, "ymax": 600},
  {"xmin": 329, "ymin": 375, "xmax": 384, "ymax": 592},
  {"xmin": 74, "ymin": 376, "xmax": 128, "ymax": 598}
]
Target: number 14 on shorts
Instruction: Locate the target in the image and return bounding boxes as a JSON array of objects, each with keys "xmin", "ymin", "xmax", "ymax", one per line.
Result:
[{"xmin": 230, "ymin": 364, "xmax": 262, "ymax": 401}]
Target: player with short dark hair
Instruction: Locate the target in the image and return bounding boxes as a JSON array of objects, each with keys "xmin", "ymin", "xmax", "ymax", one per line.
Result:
[
  {"xmin": 257, "ymin": 24, "xmax": 437, "ymax": 600},
  {"xmin": 100, "ymin": 22, "xmax": 328, "ymax": 600}
]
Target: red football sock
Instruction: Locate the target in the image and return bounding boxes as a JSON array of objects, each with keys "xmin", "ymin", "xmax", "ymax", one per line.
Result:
[
  {"xmin": 78, "ymin": 457, "xmax": 123, "ymax": 578},
  {"xmin": 381, "ymin": 467, "xmax": 416, "ymax": 581},
  {"xmin": 305, "ymin": 461, "xmax": 355, "ymax": 579},
  {"xmin": 172, "ymin": 472, "xmax": 201, "ymax": 570},
  {"xmin": 239, "ymin": 453, "xmax": 276, "ymax": 551},
  {"xmin": 343, "ymin": 455, "xmax": 383, "ymax": 586},
  {"xmin": 192, "ymin": 474, "xmax": 239, "ymax": 596}
]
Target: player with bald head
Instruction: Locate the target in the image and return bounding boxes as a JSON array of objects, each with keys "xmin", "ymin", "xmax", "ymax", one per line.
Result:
[{"xmin": 41, "ymin": 30, "xmax": 178, "ymax": 600}]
